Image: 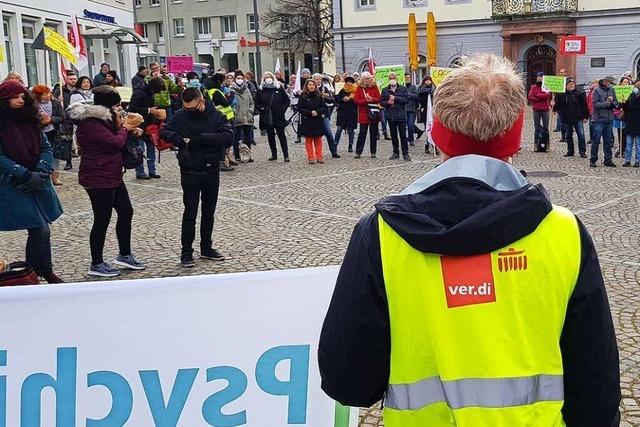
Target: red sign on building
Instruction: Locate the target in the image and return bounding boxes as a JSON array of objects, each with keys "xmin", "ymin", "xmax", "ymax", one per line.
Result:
[
  {"xmin": 559, "ymin": 36, "xmax": 587, "ymax": 55},
  {"xmin": 239, "ymin": 36, "xmax": 270, "ymax": 48}
]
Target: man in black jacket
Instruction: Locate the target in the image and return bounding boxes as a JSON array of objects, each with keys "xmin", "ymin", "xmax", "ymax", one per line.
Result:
[
  {"xmin": 160, "ymin": 88, "xmax": 235, "ymax": 268},
  {"xmin": 319, "ymin": 54, "xmax": 620, "ymax": 427},
  {"xmin": 128, "ymin": 77, "xmax": 165, "ymax": 179},
  {"xmin": 554, "ymin": 78, "xmax": 589, "ymax": 158}
]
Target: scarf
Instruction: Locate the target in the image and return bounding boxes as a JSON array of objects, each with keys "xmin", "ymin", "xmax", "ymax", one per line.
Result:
[
  {"xmin": 342, "ymin": 82, "xmax": 357, "ymax": 100},
  {"xmin": 0, "ymin": 108, "xmax": 42, "ymax": 170}
]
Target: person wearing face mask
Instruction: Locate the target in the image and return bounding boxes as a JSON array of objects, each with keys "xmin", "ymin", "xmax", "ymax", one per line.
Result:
[
  {"xmin": 128, "ymin": 77, "xmax": 167, "ymax": 179},
  {"xmin": 231, "ymin": 70, "xmax": 255, "ymax": 163},
  {"xmin": 622, "ymin": 82, "xmax": 640, "ymax": 167},
  {"xmin": 160, "ymin": 88, "xmax": 235, "ymax": 268},
  {"xmin": 68, "ymin": 85, "xmax": 146, "ymax": 277},
  {"xmin": 418, "ymin": 76, "xmax": 437, "ymax": 154},
  {"xmin": 381, "ymin": 73, "xmax": 411, "ymax": 161},
  {"xmin": 553, "ymin": 78, "xmax": 589, "ymax": 158},
  {"xmin": 0, "ymin": 80, "xmax": 64, "ymax": 283},
  {"xmin": 527, "ymin": 71, "xmax": 552, "ymax": 152},
  {"xmin": 255, "ymin": 71, "xmax": 291, "ymax": 162}
]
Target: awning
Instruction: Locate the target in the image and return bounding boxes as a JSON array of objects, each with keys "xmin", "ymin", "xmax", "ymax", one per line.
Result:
[
  {"xmin": 138, "ymin": 46, "xmax": 157, "ymax": 57},
  {"xmin": 82, "ymin": 26, "xmax": 144, "ymax": 45}
]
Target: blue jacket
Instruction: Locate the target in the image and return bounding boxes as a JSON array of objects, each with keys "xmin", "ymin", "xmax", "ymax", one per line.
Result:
[
  {"xmin": 380, "ymin": 84, "xmax": 409, "ymax": 122},
  {"xmin": 0, "ymin": 133, "xmax": 63, "ymax": 231}
]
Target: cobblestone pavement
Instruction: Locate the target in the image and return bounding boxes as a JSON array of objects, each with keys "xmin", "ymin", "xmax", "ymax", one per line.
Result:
[{"xmin": 1, "ymin": 117, "xmax": 639, "ymax": 425}]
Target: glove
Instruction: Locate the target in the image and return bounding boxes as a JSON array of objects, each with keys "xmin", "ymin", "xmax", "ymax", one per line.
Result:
[{"xmin": 16, "ymin": 171, "xmax": 49, "ymax": 193}]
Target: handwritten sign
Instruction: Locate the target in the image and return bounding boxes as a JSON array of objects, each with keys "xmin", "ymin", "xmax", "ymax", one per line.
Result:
[
  {"xmin": 166, "ymin": 55, "xmax": 194, "ymax": 74},
  {"xmin": 43, "ymin": 27, "xmax": 77, "ymax": 64},
  {"xmin": 614, "ymin": 85, "xmax": 633, "ymax": 103},
  {"xmin": 430, "ymin": 67, "xmax": 454, "ymax": 86},
  {"xmin": 542, "ymin": 75, "xmax": 566, "ymax": 93},
  {"xmin": 375, "ymin": 65, "xmax": 406, "ymax": 89}
]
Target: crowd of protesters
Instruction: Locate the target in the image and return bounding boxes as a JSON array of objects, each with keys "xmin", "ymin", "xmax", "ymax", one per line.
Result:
[
  {"xmin": 1, "ymin": 59, "xmax": 639, "ymax": 284},
  {"xmin": 528, "ymin": 70, "xmax": 640, "ymax": 167}
]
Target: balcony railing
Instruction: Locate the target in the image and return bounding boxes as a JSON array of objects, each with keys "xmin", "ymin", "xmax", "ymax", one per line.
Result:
[{"xmin": 492, "ymin": 0, "xmax": 578, "ymax": 19}]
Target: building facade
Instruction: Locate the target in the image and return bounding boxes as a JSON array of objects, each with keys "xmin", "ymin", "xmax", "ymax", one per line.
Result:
[
  {"xmin": 134, "ymin": 0, "xmax": 331, "ymax": 78},
  {"xmin": 0, "ymin": 0, "xmax": 139, "ymax": 87},
  {"xmin": 333, "ymin": 0, "xmax": 640, "ymax": 86}
]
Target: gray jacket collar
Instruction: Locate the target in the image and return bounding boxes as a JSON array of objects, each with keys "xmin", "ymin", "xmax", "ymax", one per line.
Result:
[{"xmin": 401, "ymin": 155, "xmax": 528, "ymax": 195}]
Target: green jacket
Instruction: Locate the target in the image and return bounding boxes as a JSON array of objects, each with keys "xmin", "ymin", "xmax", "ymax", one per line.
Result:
[{"xmin": 145, "ymin": 74, "xmax": 181, "ymax": 108}]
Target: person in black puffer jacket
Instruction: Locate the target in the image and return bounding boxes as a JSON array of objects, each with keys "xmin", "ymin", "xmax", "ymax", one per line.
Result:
[
  {"xmin": 255, "ymin": 72, "xmax": 291, "ymax": 161},
  {"xmin": 554, "ymin": 78, "xmax": 590, "ymax": 158},
  {"xmin": 334, "ymin": 76, "xmax": 359, "ymax": 152},
  {"xmin": 622, "ymin": 82, "xmax": 640, "ymax": 167},
  {"xmin": 160, "ymin": 88, "xmax": 235, "ymax": 268},
  {"xmin": 381, "ymin": 73, "xmax": 410, "ymax": 161},
  {"xmin": 298, "ymin": 79, "xmax": 329, "ymax": 164}
]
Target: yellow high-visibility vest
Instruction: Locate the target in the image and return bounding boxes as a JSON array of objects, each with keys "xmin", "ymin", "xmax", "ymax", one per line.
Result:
[
  {"xmin": 207, "ymin": 87, "xmax": 235, "ymax": 121},
  {"xmin": 378, "ymin": 205, "xmax": 581, "ymax": 426}
]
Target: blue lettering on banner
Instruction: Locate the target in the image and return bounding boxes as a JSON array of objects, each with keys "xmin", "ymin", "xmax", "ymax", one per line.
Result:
[
  {"xmin": 83, "ymin": 10, "xmax": 116, "ymax": 24},
  {"xmin": 1, "ymin": 345, "xmax": 311, "ymax": 426},
  {"xmin": 202, "ymin": 366, "xmax": 248, "ymax": 426}
]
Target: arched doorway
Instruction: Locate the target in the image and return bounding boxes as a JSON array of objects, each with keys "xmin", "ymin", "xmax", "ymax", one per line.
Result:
[
  {"xmin": 526, "ymin": 45, "xmax": 556, "ymax": 91},
  {"xmin": 635, "ymin": 53, "xmax": 640, "ymax": 80}
]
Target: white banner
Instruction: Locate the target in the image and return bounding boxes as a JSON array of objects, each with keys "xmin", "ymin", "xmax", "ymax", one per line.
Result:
[{"xmin": 0, "ymin": 266, "xmax": 358, "ymax": 427}]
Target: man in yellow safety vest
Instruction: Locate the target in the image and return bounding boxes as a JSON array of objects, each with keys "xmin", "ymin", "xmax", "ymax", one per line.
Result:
[{"xmin": 319, "ymin": 54, "xmax": 620, "ymax": 427}]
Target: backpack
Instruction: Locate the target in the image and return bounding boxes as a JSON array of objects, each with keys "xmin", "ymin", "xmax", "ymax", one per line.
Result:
[{"xmin": 122, "ymin": 134, "xmax": 145, "ymax": 169}]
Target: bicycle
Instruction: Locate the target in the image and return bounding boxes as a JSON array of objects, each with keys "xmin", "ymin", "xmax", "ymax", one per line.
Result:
[{"xmin": 285, "ymin": 105, "xmax": 299, "ymax": 137}]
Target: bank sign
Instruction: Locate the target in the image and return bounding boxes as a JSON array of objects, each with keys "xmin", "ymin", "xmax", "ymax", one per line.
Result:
[{"xmin": 0, "ymin": 267, "xmax": 357, "ymax": 426}]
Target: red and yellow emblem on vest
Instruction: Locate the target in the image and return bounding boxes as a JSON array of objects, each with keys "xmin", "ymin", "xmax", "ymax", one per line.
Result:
[
  {"xmin": 498, "ymin": 248, "xmax": 528, "ymax": 272},
  {"xmin": 441, "ymin": 254, "xmax": 496, "ymax": 308}
]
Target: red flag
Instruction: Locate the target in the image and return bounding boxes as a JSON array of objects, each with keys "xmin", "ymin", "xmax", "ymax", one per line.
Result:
[
  {"xmin": 367, "ymin": 47, "xmax": 376, "ymax": 75},
  {"xmin": 69, "ymin": 12, "xmax": 88, "ymax": 70}
]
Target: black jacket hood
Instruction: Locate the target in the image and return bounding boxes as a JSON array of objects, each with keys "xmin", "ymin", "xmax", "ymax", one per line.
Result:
[{"xmin": 375, "ymin": 155, "xmax": 552, "ymax": 256}]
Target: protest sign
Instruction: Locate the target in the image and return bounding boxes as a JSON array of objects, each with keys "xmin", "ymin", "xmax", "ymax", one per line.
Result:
[
  {"xmin": 542, "ymin": 75, "xmax": 567, "ymax": 93},
  {"xmin": 0, "ymin": 266, "xmax": 358, "ymax": 427},
  {"xmin": 614, "ymin": 85, "xmax": 633, "ymax": 102},
  {"xmin": 167, "ymin": 55, "xmax": 194, "ymax": 74},
  {"xmin": 375, "ymin": 65, "xmax": 406, "ymax": 89},
  {"xmin": 430, "ymin": 67, "xmax": 454, "ymax": 86},
  {"xmin": 559, "ymin": 36, "xmax": 587, "ymax": 55},
  {"xmin": 43, "ymin": 27, "xmax": 78, "ymax": 64}
]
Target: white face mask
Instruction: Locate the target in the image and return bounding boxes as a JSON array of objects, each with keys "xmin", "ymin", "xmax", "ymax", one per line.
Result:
[
  {"xmin": 389, "ymin": 79, "xmax": 397, "ymax": 86},
  {"xmin": 235, "ymin": 78, "xmax": 245, "ymax": 85},
  {"xmin": 264, "ymin": 78, "xmax": 274, "ymax": 85}
]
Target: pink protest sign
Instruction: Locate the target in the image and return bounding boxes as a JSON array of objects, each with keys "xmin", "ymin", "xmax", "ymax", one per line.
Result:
[{"xmin": 167, "ymin": 56, "xmax": 194, "ymax": 73}]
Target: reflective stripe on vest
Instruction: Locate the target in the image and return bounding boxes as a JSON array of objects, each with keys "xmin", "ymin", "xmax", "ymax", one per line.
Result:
[
  {"xmin": 386, "ymin": 374, "xmax": 564, "ymax": 411},
  {"xmin": 378, "ymin": 205, "xmax": 581, "ymax": 426},
  {"xmin": 207, "ymin": 88, "xmax": 235, "ymax": 121}
]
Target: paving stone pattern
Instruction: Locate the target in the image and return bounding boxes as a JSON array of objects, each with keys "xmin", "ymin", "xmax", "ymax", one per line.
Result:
[{"xmin": 1, "ymin": 118, "xmax": 639, "ymax": 426}]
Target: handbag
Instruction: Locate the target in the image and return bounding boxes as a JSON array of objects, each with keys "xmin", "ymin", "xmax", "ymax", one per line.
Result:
[
  {"xmin": 367, "ymin": 103, "xmax": 381, "ymax": 123},
  {"xmin": 51, "ymin": 134, "xmax": 72, "ymax": 162},
  {"xmin": 0, "ymin": 262, "xmax": 40, "ymax": 287}
]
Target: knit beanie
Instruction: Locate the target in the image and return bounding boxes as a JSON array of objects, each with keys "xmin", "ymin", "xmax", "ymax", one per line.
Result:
[
  {"xmin": 92, "ymin": 86, "xmax": 121, "ymax": 109},
  {"xmin": 0, "ymin": 80, "xmax": 28, "ymax": 100}
]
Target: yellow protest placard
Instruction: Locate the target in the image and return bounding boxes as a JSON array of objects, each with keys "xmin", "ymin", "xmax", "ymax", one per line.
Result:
[
  {"xmin": 430, "ymin": 67, "xmax": 454, "ymax": 86},
  {"xmin": 44, "ymin": 27, "xmax": 77, "ymax": 64}
]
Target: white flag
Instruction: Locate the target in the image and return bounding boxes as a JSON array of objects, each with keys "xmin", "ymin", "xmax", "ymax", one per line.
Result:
[
  {"xmin": 293, "ymin": 61, "xmax": 301, "ymax": 93},
  {"xmin": 275, "ymin": 58, "xmax": 281, "ymax": 74},
  {"xmin": 426, "ymin": 95, "xmax": 436, "ymax": 156},
  {"xmin": 70, "ymin": 12, "xmax": 88, "ymax": 71}
]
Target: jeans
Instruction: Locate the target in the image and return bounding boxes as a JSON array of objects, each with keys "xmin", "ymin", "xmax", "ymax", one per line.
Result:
[
  {"xmin": 590, "ymin": 121, "xmax": 614, "ymax": 163},
  {"xmin": 355, "ymin": 122, "xmax": 379, "ymax": 155},
  {"xmin": 380, "ymin": 110, "xmax": 387, "ymax": 133},
  {"xmin": 266, "ymin": 127, "xmax": 289, "ymax": 158},
  {"xmin": 181, "ymin": 171, "xmax": 220, "ymax": 255},
  {"xmin": 555, "ymin": 115, "xmax": 567, "ymax": 139},
  {"xmin": 234, "ymin": 125, "xmax": 253, "ymax": 159},
  {"xmin": 389, "ymin": 121, "xmax": 409, "ymax": 155},
  {"xmin": 625, "ymin": 134, "xmax": 640, "ymax": 163},
  {"xmin": 135, "ymin": 136, "xmax": 157, "ymax": 176},
  {"xmin": 86, "ymin": 183, "xmax": 133, "ymax": 265},
  {"xmin": 26, "ymin": 225, "xmax": 53, "ymax": 276},
  {"xmin": 533, "ymin": 110, "xmax": 550, "ymax": 147},
  {"xmin": 406, "ymin": 111, "xmax": 416, "ymax": 142},
  {"xmin": 565, "ymin": 122, "xmax": 586, "ymax": 156},
  {"xmin": 322, "ymin": 117, "xmax": 337, "ymax": 154},
  {"xmin": 335, "ymin": 126, "xmax": 355, "ymax": 149}
]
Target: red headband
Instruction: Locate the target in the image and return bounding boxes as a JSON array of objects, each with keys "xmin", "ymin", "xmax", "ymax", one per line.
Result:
[{"xmin": 432, "ymin": 110, "xmax": 525, "ymax": 159}]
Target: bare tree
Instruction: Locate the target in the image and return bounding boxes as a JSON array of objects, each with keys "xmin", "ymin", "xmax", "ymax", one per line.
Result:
[{"xmin": 262, "ymin": 0, "xmax": 334, "ymax": 73}]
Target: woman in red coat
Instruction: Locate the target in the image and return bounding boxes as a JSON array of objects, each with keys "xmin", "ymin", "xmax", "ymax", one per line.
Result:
[{"xmin": 353, "ymin": 72, "xmax": 381, "ymax": 158}]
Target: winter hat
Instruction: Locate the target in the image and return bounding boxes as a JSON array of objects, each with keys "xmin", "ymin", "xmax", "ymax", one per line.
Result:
[
  {"xmin": 92, "ymin": 86, "xmax": 121, "ymax": 109},
  {"xmin": 536, "ymin": 71, "xmax": 544, "ymax": 77},
  {"xmin": 301, "ymin": 68, "xmax": 311, "ymax": 75},
  {"xmin": 0, "ymin": 80, "xmax": 28, "ymax": 100},
  {"xmin": 234, "ymin": 69, "xmax": 245, "ymax": 78},
  {"xmin": 344, "ymin": 76, "xmax": 356, "ymax": 84},
  {"xmin": 566, "ymin": 77, "xmax": 575, "ymax": 84}
]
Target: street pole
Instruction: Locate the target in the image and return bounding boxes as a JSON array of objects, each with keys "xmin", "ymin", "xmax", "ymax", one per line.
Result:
[{"xmin": 252, "ymin": 0, "xmax": 262, "ymax": 78}]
